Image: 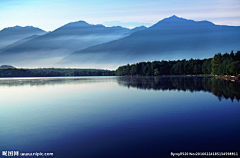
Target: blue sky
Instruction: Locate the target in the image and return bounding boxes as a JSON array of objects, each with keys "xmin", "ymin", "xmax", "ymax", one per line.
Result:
[{"xmin": 0, "ymin": 0, "xmax": 240, "ymax": 31}]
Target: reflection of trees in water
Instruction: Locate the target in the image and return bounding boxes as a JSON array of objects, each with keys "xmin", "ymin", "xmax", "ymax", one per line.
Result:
[
  {"xmin": 117, "ymin": 76, "xmax": 240, "ymax": 102},
  {"xmin": 1, "ymin": 76, "xmax": 239, "ymax": 102},
  {"xmin": 211, "ymin": 78, "xmax": 240, "ymax": 101}
]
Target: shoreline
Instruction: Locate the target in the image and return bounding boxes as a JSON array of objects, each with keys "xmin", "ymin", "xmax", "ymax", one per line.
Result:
[
  {"xmin": 214, "ymin": 75, "xmax": 240, "ymax": 82},
  {"xmin": 0, "ymin": 74, "xmax": 239, "ymax": 81}
]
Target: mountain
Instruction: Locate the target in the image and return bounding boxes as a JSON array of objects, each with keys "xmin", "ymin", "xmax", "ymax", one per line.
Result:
[
  {"xmin": 102, "ymin": 21, "xmax": 153, "ymax": 28},
  {"xmin": 0, "ymin": 35, "xmax": 40, "ymax": 52},
  {"xmin": 0, "ymin": 21, "xmax": 133, "ymax": 67},
  {"xmin": 128, "ymin": 26, "xmax": 147, "ymax": 34},
  {"xmin": 1, "ymin": 16, "xmax": 240, "ymax": 69},
  {"xmin": 0, "ymin": 26, "xmax": 46, "ymax": 51},
  {"xmin": 58, "ymin": 15, "xmax": 240, "ymax": 69},
  {"xmin": 0, "ymin": 65, "xmax": 16, "ymax": 69}
]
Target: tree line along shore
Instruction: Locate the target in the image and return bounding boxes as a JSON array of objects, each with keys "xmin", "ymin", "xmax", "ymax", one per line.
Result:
[
  {"xmin": 0, "ymin": 50, "xmax": 239, "ymax": 78},
  {"xmin": 0, "ymin": 68, "xmax": 115, "ymax": 77},
  {"xmin": 115, "ymin": 51, "xmax": 240, "ymax": 77}
]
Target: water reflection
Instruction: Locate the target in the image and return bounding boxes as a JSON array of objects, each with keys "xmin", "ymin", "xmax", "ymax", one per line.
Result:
[
  {"xmin": 0, "ymin": 77, "xmax": 115, "ymax": 87},
  {"xmin": 117, "ymin": 76, "xmax": 240, "ymax": 101},
  {"xmin": 0, "ymin": 76, "xmax": 239, "ymax": 101},
  {"xmin": 0, "ymin": 76, "xmax": 239, "ymax": 157}
]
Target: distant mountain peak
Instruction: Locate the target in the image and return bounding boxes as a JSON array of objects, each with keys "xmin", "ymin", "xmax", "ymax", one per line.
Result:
[
  {"xmin": 161, "ymin": 15, "xmax": 215, "ymax": 25},
  {"xmin": 131, "ymin": 26, "xmax": 147, "ymax": 31},
  {"xmin": 170, "ymin": 15, "xmax": 179, "ymax": 18},
  {"xmin": 76, "ymin": 20, "xmax": 90, "ymax": 25},
  {"xmin": 151, "ymin": 15, "xmax": 216, "ymax": 29},
  {"xmin": 1, "ymin": 25, "xmax": 41, "ymax": 31},
  {"xmin": 163, "ymin": 15, "xmax": 187, "ymax": 21},
  {"xmin": 0, "ymin": 26, "xmax": 46, "ymax": 34},
  {"xmin": 64, "ymin": 21, "xmax": 90, "ymax": 27}
]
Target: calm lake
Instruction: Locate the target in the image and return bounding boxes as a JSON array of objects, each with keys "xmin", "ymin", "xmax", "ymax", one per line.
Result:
[{"xmin": 0, "ymin": 76, "xmax": 239, "ymax": 158}]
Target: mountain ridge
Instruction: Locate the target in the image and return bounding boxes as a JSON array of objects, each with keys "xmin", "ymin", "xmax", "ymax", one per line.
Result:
[
  {"xmin": 0, "ymin": 20, "xmax": 139, "ymax": 67},
  {"xmin": 57, "ymin": 16, "xmax": 240, "ymax": 69},
  {"xmin": 0, "ymin": 25, "xmax": 45, "ymax": 33},
  {"xmin": 0, "ymin": 16, "xmax": 239, "ymax": 69},
  {"xmin": 0, "ymin": 26, "xmax": 46, "ymax": 51}
]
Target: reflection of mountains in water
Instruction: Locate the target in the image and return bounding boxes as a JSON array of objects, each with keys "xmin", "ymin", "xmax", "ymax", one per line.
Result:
[{"xmin": 117, "ymin": 76, "xmax": 240, "ymax": 102}]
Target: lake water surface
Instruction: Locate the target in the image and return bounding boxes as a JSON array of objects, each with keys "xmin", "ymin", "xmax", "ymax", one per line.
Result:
[{"xmin": 0, "ymin": 76, "xmax": 239, "ymax": 158}]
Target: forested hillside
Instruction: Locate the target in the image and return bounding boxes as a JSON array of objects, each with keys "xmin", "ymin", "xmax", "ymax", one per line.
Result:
[{"xmin": 116, "ymin": 51, "xmax": 240, "ymax": 76}]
